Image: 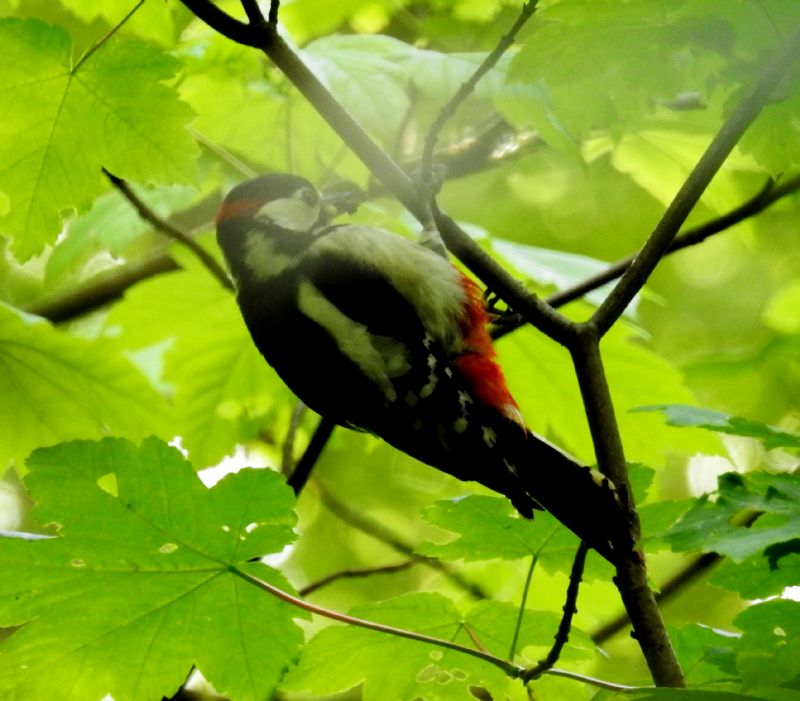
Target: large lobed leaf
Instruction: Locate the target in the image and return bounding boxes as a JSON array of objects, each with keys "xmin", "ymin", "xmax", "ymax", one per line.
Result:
[
  {"xmin": 0, "ymin": 437, "xmax": 303, "ymax": 701},
  {"xmin": 0, "ymin": 18, "xmax": 197, "ymax": 260}
]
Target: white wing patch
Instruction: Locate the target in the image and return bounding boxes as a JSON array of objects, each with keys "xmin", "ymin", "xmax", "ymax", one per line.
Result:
[
  {"xmin": 243, "ymin": 231, "xmax": 295, "ymax": 281},
  {"xmin": 297, "ymin": 279, "xmax": 410, "ymax": 402}
]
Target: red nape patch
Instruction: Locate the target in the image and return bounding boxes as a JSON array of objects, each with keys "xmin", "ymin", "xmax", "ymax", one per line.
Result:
[
  {"xmin": 216, "ymin": 198, "xmax": 262, "ymax": 225},
  {"xmin": 454, "ymin": 274, "xmax": 526, "ymax": 428}
]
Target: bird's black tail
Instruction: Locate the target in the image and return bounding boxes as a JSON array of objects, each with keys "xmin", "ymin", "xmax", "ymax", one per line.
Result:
[{"xmin": 516, "ymin": 431, "xmax": 627, "ymax": 563}]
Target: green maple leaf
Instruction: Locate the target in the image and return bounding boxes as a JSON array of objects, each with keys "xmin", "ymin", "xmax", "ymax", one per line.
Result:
[
  {"xmin": 0, "ymin": 17, "xmax": 197, "ymax": 260},
  {"xmin": 0, "ymin": 437, "xmax": 304, "ymax": 701}
]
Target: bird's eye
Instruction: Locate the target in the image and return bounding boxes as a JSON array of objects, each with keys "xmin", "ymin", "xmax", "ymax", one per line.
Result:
[{"xmin": 296, "ymin": 187, "xmax": 319, "ymax": 207}]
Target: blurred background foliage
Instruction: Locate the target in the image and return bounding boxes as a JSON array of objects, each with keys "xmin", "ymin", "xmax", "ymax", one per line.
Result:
[{"xmin": 0, "ymin": 0, "xmax": 799, "ymax": 698}]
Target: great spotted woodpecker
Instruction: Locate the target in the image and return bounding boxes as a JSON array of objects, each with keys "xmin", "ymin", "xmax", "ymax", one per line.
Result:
[{"xmin": 216, "ymin": 173, "xmax": 623, "ymax": 562}]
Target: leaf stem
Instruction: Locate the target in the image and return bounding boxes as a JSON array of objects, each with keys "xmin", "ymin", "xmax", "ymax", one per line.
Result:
[
  {"xmin": 509, "ymin": 554, "xmax": 537, "ymax": 661},
  {"xmin": 73, "ymin": 0, "xmax": 144, "ymax": 72}
]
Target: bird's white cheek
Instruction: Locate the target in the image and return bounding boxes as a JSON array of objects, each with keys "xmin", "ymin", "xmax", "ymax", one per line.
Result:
[{"xmin": 258, "ymin": 198, "xmax": 320, "ymax": 231}]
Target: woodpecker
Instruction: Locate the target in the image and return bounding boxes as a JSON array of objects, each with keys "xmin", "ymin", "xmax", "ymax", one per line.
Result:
[{"xmin": 216, "ymin": 173, "xmax": 623, "ymax": 562}]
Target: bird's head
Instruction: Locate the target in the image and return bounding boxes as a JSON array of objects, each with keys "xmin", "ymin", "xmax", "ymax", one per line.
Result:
[
  {"xmin": 217, "ymin": 173, "xmax": 324, "ymax": 234},
  {"xmin": 216, "ymin": 173, "xmax": 340, "ymax": 284}
]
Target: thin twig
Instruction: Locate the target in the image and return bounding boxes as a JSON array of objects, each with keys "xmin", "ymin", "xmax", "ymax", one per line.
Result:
[
  {"xmin": 102, "ymin": 169, "xmax": 233, "ymax": 291},
  {"xmin": 237, "ymin": 563, "xmax": 644, "ymax": 691},
  {"xmin": 287, "ymin": 416, "xmax": 335, "ymax": 494},
  {"xmin": 421, "ymin": 1, "xmax": 537, "ymax": 180},
  {"xmin": 508, "ymin": 555, "xmax": 537, "ymax": 661},
  {"xmin": 298, "ymin": 561, "xmax": 416, "ymax": 597},
  {"xmin": 593, "ymin": 26, "xmax": 800, "ymax": 336},
  {"xmin": 281, "ymin": 401, "xmax": 307, "ymax": 476},
  {"xmin": 268, "ymin": 0, "xmax": 280, "ymax": 24},
  {"xmin": 523, "ymin": 542, "xmax": 588, "ymax": 681}
]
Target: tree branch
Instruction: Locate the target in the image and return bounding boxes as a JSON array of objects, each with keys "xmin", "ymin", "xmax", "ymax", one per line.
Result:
[
  {"xmin": 102, "ymin": 169, "xmax": 233, "ymax": 292},
  {"xmin": 286, "ymin": 416, "xmax": 336, "ymax": 494},
  {"xmin": 25, "ymin": 254, "xmax": 181, "ymax": 323},
  {"xmin": 268, "ymin": 0, "xmax": 280, "ymax": 25},
  {"xmin": 592, "ymin": 27, "xmax": 800, "ymax": 336},
  {"xmin": 433, "ymin": 207, "xmax": 577, "ymax": 346},
  {"xmin": 570, "ymin": 330, "xmax": 684, "ymax": 687},
  {"xmin": 592, "ymin": 552, "xmax": 720, "ymax": 644},
  {"xmin": 592, "ymin": 510, "xmax": 763, "ymax": 644},
  {"xmin": 239, "ymin": 0, "xmax": 264, "ymax": 26}
]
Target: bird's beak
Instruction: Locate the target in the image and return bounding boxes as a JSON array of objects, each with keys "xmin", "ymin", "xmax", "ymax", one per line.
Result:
[{"xmin": 320, "ymin": 181, "xmax": 366, "ymax": 222}]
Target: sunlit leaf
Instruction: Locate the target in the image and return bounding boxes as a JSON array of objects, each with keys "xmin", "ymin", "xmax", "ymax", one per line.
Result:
[
  {"xmin": 0, "ymin": 437, "xmax": 302, "ymax": 701},
  {"xmin": 0, "ymin": 18, "xmax": 197, "ymax": 259}
]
